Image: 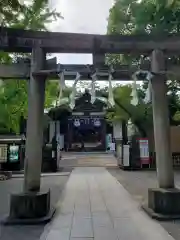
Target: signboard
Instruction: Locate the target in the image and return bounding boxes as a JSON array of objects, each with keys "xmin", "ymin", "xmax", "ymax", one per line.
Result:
[
  {"xmin": 9, "ymin": 145, "xmax": 19, "ymax": 162},
  {"xmin": 138, "ymin": 139, "xmax": 150, "ymax": 165},
  {"xmin": 0, "ymin": 144, "xmax": 8, "ymax": 163}
]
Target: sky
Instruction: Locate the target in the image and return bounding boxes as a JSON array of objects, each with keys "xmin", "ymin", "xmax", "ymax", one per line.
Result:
[
  {"xmin": 48, "ymin": 0, "xmax": 114, "ymax": 64},
  {"xmin": 21, "ymin": 0, "xmax": 135, "ymax": 86},
  {"xmin": 46, "ymin": 0, "xmax": 122, "ymax": 87}
]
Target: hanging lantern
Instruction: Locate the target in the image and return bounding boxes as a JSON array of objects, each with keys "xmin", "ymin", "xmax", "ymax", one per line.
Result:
[
  {"xmin": 108, "ymin": 73, "xmax": 115, "ymax": 107},
  {"xmin": 69, "ymin": 72, "xmax": 81, "ymax": 109},
  {"xmin": 131, "ymin": 73, "xmax": 139, "ymax": 106},
  {"xmin": 91, "ymin": 73, "xmax": 97, "ymax": 104}
]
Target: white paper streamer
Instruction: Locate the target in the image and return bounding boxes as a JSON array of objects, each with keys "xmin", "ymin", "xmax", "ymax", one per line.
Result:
[
  {"xmin": 0, "ymin": 15, "xmax": 3, "ymax": 25},
  {"xmin": 131, "ymin": 74, "xmax": 139, "ymax": 106},
  {"xmin": 69, "ymin": 72, "xmax": 81, "ymax": 109},
  {"xmin": 144, "ymin": 81, "xmax": 152, "ymax": 104},
  {"xmin": 144, "ymin": 71, "xmax": 153, "ymax": 104},
  {"xmin": 91, "ymin": 73, "xmax": 97, "ymax": 104},
  {"xmin": 131, "ymin": 70, "xmax": 153, "ymax": 105},
  {"xmin": 57, "ymin": 71, "xmax": 66, "ymax": 105},
  {"xmin": 108, "ymin": 73, "xmax": 115, "ymax": 107}
]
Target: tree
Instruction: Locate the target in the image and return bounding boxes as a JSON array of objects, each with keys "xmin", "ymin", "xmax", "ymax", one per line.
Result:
[
  {"xmin": 0, "ymin": 0, "xmax": 61, "ymax": 29},
  {"xmin": 105, "ymin": 84, "xmax": 153, "ymax": 136},
  {"xmin": 107, "ymin": 0, "xmax": 180, "ymax": 65},
  {"xmin": 107, "ymin": 0, "xmax": 180, "ymax": 128},
  {"xmin": 0, "ymin": 0, "xmax": 62, "ymax": 133}
]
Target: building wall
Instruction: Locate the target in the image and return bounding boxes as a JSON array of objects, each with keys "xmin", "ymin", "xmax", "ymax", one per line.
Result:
[{"xmin": 148, "ymin": 126, "xmax": 180, "ymax": 153}]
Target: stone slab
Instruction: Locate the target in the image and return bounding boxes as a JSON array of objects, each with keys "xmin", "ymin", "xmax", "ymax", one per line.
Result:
[
  {"xmin": 71, "ymin": 217, "xmax": 93, "ymax": 238},
  {"xmin": 46, "ymin": 228, "xmax": 70, "ymax": 240}
]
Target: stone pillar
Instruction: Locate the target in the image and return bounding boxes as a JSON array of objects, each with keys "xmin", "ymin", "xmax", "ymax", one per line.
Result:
[
  {"xmin": 3, "ymin": 47, "xmax": 54, "ymax": 224},
  {"xmin": 24, "ymin": 47, "xmax": 46, "ymax": 192},
  {"xmin": 113, "ymin": 121, "xmax": 123, "ymax": 165},
  {"xmin": 116, "ymin": 140, "xmax": 122, "ymax": 165},
  {"xmin": 151, "ymin": 50, "xmax": 174, "ymax": 189}
]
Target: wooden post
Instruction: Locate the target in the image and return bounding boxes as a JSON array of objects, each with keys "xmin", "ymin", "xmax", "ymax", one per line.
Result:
[
  {"xmin": 24, "ymin": 46, "xmax": 46, "ymax": 192},
  {"xmin": 93, "ymin": 54, "xmax": 105, "ymax": 67}
]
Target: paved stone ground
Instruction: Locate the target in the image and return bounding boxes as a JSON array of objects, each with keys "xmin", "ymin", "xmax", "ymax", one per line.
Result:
[
  {"xmin": 41, "ymin": 167, "xmax": 174, "ymax": 240},
  {"xmin": 60, "ymin": 152, "xmax": 118, "ymax": 168},
  {"xmin": 0, "ymin": 174, "xmax": 69, "ymax": 240},
  {"xmin": 109, "ymin": 169, "xmax": 180, "ymax": 240}
]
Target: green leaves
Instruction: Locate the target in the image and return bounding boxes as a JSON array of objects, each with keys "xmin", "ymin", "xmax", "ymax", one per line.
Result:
[
  {"xmin": 105, "ymin": 84, "xmax": 153, "ymax": 136},
  {"xmin": 0, "ymin": 0, "xmax": 62, "ymax": 133},
  {"xmin": 107, "ymin": 0, "xmax": 180, "ymax": 131}
]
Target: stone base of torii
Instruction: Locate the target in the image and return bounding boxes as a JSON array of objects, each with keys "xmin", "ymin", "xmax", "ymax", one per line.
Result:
[{"xmin": 1, "ymin": 47, "xmax": 180, "ymax": 224}]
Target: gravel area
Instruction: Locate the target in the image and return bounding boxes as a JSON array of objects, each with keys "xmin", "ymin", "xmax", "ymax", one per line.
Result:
[
  {"xmin": 109, "ymin": 169, "xmax": 180, "ymax": 240},
  {"xmin": 0, "ymin": 174, "xmax": 69, "ymax": 240}
]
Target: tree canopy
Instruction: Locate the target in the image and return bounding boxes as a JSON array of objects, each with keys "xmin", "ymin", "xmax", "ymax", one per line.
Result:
[
  {"xmin": 0, "ymin": 0, "xmax": 61, "ymax": 133},
  {"xmin": 106, "ymin": 0, "xmax": 180, "ymax": 133}
]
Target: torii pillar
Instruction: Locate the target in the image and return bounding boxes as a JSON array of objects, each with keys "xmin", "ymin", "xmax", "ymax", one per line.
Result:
[
  {"xmin": 24, "ymin": 46, "xmax": 46, "ymax": 192},
  {"xmin": 5, "ymin": 47, "xmax": 52, "ymax": 224},
  {"xmin": 144, "ymin": 49, "xmax": 180, "ymax": 219}
]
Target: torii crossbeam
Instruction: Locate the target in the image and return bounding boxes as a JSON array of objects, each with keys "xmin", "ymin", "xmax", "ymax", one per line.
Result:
[{"xmin": 0, "ymin": 57, "xmax": 180, "ymax": 80}]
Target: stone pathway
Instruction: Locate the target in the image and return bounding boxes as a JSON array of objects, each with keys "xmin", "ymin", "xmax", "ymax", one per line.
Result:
[{"xmin": 41, "ymin": 167, "xmax": 175, "ymax": 240}]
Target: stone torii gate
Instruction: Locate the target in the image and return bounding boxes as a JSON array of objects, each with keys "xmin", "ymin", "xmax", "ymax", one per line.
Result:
[{"xmin": 1, "ymin": 27, "xmax": 180, "ymax": 223}]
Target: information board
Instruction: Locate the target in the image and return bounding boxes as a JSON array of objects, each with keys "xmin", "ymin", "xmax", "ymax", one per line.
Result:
[
  {"xmin": 9, "ymin": 145, "xmax": 19, "ymax": 162},
  {"xmin": 0, "ymin": 144, "xmax": 8, "ymax": 163}
]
